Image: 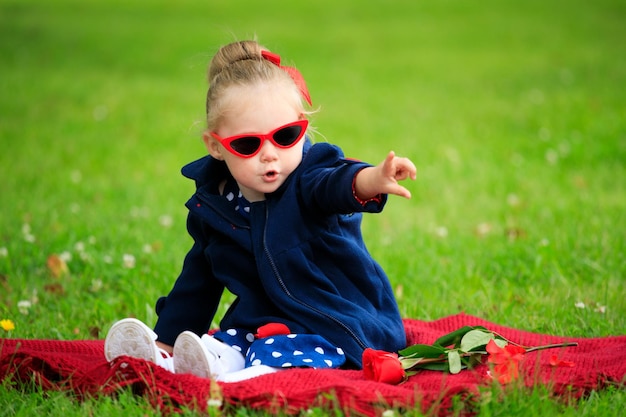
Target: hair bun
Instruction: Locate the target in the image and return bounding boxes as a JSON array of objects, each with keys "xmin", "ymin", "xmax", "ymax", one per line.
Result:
[{"xmin": 208, "ymin": 40, "xmax": 264, "ymax": 82}]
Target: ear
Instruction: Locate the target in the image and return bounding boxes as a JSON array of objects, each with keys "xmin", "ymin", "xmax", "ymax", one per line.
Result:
[{"xmin": 203, "ymin": 131, "xmax": 225, "ymax": 161}]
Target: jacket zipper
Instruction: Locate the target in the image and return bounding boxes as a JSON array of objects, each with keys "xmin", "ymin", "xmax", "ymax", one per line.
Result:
[{"xmin": 262, "ymin": 206, "xmax": 367, "ymax": 350}]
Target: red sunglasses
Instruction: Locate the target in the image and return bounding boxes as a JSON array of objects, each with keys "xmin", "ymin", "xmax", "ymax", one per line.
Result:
[{"xmin": 211, "ymin": 119, "xmax": 309, "ymax": 158}]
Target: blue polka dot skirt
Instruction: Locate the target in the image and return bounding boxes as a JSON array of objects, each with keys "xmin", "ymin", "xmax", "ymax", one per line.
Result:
[{"xmin": 213, "ymin": 328, "xmax": 346, "ymax": 369}]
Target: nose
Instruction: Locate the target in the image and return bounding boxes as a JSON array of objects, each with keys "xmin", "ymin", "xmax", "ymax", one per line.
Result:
[{"xmin": 258, "ymin": 139, "xmax": 279, "ymax": 162}]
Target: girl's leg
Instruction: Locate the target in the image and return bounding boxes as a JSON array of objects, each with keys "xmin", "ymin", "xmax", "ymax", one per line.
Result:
[{"xmin": 217, "ymin": 365, "xmax": 281, "ymax": 383}]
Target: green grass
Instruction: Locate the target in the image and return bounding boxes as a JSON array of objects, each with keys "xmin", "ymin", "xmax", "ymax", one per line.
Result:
[{"xmin": 1, "ymin": 0, "xmax": 624, "ymax": 415}]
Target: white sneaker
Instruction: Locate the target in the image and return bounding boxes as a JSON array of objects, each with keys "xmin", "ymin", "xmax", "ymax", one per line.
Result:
[
  {"xmin": 104, "ymin": 318, "xmax": 174, "ymax": 372},
  {"xmin": 173, "ymin": 331, "xmax": 220, "ymax": 379}
]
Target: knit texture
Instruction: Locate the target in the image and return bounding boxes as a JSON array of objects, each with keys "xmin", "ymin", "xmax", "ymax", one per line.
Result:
[{"xmin": 2, "ymin": 313, "xmax": 624, "ymax": 415}]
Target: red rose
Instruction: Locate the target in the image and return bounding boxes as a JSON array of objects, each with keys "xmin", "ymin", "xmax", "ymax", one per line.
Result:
[
  {"xmin": 255, "ymin": 323, "xmax": 291, "ymax": 339},
  {"xmin": 486, "ymin": 339, "xmax": 526, "ymax": 384},
  {"xmin": 362, "ymin": 348, "xmax": 406, "ymax": 384}
]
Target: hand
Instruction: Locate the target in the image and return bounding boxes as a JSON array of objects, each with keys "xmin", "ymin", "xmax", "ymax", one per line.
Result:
[{"xmin": 355, "ymin": 151, "xmax": 417, "ymax": 200}]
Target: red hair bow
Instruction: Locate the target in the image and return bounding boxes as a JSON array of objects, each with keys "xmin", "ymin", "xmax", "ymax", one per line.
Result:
[{"xmin": 262, "ymin": 50, "xmax": 312, "ymax": 106}]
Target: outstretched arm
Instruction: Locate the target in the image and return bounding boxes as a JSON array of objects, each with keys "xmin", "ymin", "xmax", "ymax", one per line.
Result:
[{"xmin": 354, "ymin": 151, "xmax": 417, "ymax": 200}]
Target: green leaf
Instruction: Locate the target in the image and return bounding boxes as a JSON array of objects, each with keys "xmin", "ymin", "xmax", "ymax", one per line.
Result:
[
  {"xmin": 399, "ymin": 357, "xmax": 424, "ymax": 369},
  {"xmin": 460, "ymin": 329, "xmax": 495, "ymax": 352},
  {"xmin": 399, "ymin": 344, "xmax": 446, "ymax": 359},
  {"xmin": 433, "ymin": 326, "xmax": 488, "ymax": 348},
  {"xmin": 448, "ymin": 350, "xmax": 462, "ymax": 374},
  {"xmin": 494, "ymin": 338, "xmax": 508, "ymax": 348}
]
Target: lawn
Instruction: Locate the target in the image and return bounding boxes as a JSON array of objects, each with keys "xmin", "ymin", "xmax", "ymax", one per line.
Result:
[{"xmin": 0, "ymin": 0, "xmax": 624, "ymax": 415}]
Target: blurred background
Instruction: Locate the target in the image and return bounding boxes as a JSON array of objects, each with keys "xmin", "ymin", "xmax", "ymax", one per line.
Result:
[{"xmin": 0, "ymin": 0, "xmax": 624, "ymax": 339}]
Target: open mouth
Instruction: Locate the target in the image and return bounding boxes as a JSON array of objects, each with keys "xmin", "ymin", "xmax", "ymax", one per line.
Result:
[{"xmin": 264, "ymin": 170, "xmax": 278, "ymax": 180}]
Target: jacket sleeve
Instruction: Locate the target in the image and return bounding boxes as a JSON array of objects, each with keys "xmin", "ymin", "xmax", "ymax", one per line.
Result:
[
  {"xmin": 299, "ymin": 143, "xmax": 387, "ymax": 214},
  {"xmin": 153, "ymin": 211, "xmax": 224, "ymax": 346}
]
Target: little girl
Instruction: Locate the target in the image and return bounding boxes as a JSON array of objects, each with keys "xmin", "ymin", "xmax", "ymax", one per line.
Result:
[{"xmin": 105, "ymin": 40, "xmax": 417, "ymax": 382}]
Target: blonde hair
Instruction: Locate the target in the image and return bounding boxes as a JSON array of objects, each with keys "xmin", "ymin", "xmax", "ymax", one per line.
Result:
[{"xmin": 205, "ymin": 40, "xmax": 307, "ymax": 131}]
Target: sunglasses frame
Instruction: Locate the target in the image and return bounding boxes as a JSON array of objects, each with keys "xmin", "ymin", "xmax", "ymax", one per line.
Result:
[{"xmin": 211, "ymin": 119, "xmax": 309, "ymax": 158}]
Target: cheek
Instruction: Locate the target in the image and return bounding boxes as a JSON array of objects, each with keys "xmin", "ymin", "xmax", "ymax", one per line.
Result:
[
  {"xmin": 222, "ymin": 155, "xmax": 252, "ymax": 179},
  {"xmin": 284, "ymin": 142, "xmax": 305, "ymax": 168}
]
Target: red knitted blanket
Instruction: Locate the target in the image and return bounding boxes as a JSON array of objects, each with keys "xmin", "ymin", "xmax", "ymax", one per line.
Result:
[{"xmin": 1, "ymin": 313, "xmax": 624, "ymax": 415}]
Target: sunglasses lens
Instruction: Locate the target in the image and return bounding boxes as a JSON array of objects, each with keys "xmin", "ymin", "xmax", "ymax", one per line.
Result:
[
  {"xmin": 273, "ymin": 125, "xmax": 303, "ymax": 146},
  {"xmin": 230, "ymin": 137, "xmax": 261, "ymax": 155}
]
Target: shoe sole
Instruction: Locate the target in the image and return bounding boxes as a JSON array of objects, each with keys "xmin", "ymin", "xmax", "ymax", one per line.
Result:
[
  {"xmin": 173, "ymin": 331, "xmax": 215, "ymax": 379},
  {"xmin": 104, "ymin": 318, "xmax": 159, "ymax": 363}
]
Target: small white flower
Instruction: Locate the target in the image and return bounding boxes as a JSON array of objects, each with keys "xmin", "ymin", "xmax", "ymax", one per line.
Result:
[
  {"xmin": 59, "ymin": 251, "xmax": 72, "ymax": 262},
  {"xmin": 90, "ymin": 279, "xmax": 103, "ymax": 292},
  {"xmin": 507, "ymin": 193, "xmax": 521, "ymax": 207},
  {"xmin": 103, "ymin": 255, "xmax": 113, "ymax": 264},
  {"xmin": 143, "ymin": 244, "xmax": 153, "ymax": 254},
  {"xmin": 79, "ymin": 251, "xmax": 92, "ymax": 262},
  {"xmin": 22, "ymin": 223, "xmax": 35, "ymax": 243},
  {"xmin": 159, "ymin": 215, "xmax": 173, "ymax": 228},
  {"xmin": 18, "ymin": 300, "xmax": 32, "ymax": 315},
  {"xmin": 435, "ymin": 226, "xmax": 448, "ymax": 238},
  {"xmin": 207, "ymin": 398, "xmax": 223, "ymax": 408},
  {"xmin": 594, "ymin": 304, "xmax": 607, "ymax": 314},
  {"xmin": 475, "ymin": 222, "xmax": 492, "ymax": 237},
  {"xmin": 0, "ymin": 247, "xmax": 7, "ymax": 257},
  {"xmin": 122, "ymin": 254, "xmax": 136, "ymax": 269},
  {"xmin": 545, "ymin": 149, "xmax": 559, "ymax": 165},
  {"xmin": 574, "ymin": 301, "xmax": 586, "ymax": 309},
  {"xmin": 75, "ymin": 241, "xmax": 85, "ymax": 253}
]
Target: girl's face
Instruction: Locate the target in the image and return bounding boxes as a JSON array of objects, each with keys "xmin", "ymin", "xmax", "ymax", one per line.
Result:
[{"xmin": 204, "ymin": 83, "xmax": 305, "ymax": 202}]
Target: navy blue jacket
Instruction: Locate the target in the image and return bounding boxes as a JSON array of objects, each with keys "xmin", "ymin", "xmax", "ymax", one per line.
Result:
[{"xmin": 153, "ymin": 142, "xmax": 406, "ymax": 367}]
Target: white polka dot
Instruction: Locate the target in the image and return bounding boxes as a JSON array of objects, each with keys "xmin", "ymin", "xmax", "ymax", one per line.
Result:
[
  {"xmin": 244, "ymin": 207, "xmax": 250, "ymax": 213},
  {"xmin": 272, "ymin": 351, "xmax": 282, "ymax": 358},
  {"xmin": 232, "ymin": 345, "xmax": 242, "ymax": 352},
  {"xmin": 287, "ymin": 334, "xmax": 297, "ymax": 339},
  {"xmin": 293, "ymin": 350, "xmax": 303, "ymax": 356},
  {"xmin": 324, "ymin": 359, "xmax": 333, "ymax": 367},
  {"xmin": 238, "ymin": 191, "xmax": 243, "ymax": 197},
  {"xmin": 337, "ymin": 348, "xmax": 344, "ymax": 355},
  {"xmin": 303, "ymin": 358, "xmax": 313, "ymax": 363},
  {"xmin": 235, "ymin": 205, "xmax": 240, "ymax": 211},
  {"xmin": 265, "ymin": 338, "xmax": 275, "ymax": 344},
  {"xmin": 251, "ymin": 359, "xmax": 262, "ymax": 366},
  {"xmin": 226, "ymin": 329, "xmax": 237, "ymax": 336},
  {"xmin": 246, "ymin": 333, "xmax": 255, "ymax": 342},
  {"xmin": 249, "ymin": 352, "xmax": 256, "ymax": 361},
  {"xmin": 226, "ymin": 192, "xmax": 234, "ymax": 201},
  {"xmin": 315, "ymin": 347, "xmax": 325, "ymax": 355},
  {"xmin": 282, "ymin": 362, "xmax": 292, "ymax": 367}
]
